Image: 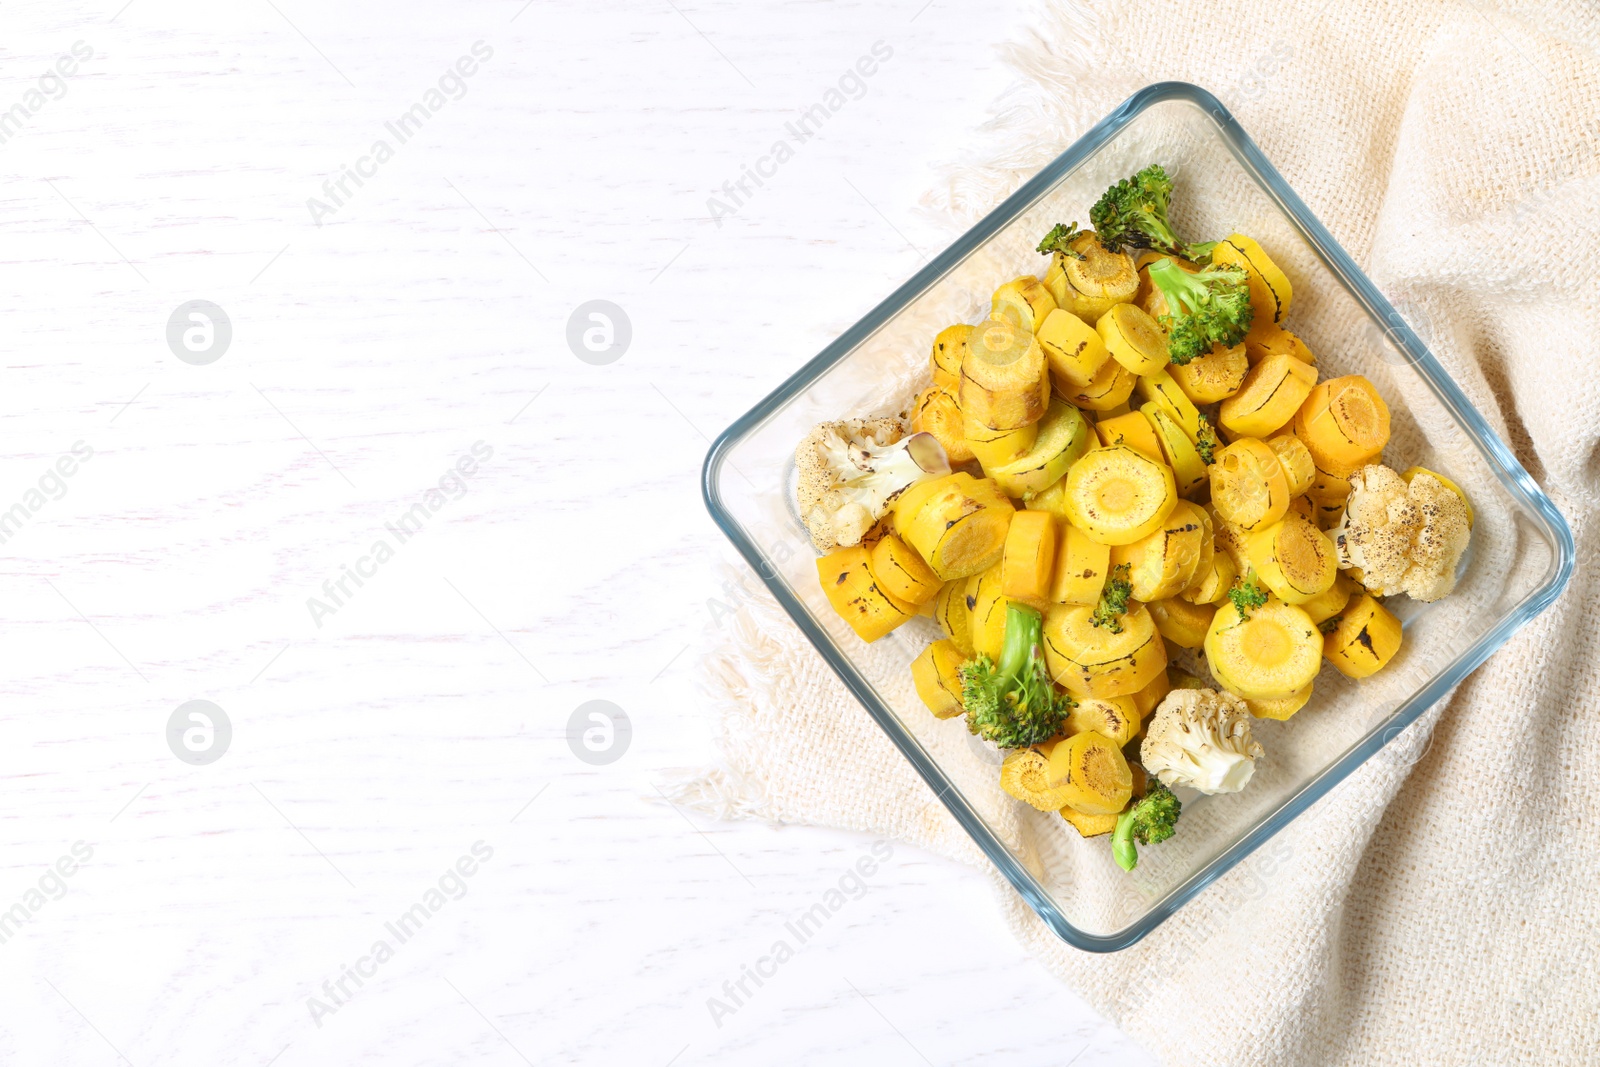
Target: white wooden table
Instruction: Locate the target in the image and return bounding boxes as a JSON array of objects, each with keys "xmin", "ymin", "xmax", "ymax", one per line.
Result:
[{"xmin": 0, "ymin": 2, "xmax": 1157, "ymax": 1063}]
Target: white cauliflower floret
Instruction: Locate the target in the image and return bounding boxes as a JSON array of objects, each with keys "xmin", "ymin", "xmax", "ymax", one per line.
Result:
[
  {"xmin": 1332, "ymin": 464, "xmax": 1470, "ymax": 602},
  {"xmin": 1141, "ymin": 689, "xmax": 1264, "ymax": 795},
  {"xmin": 795, "ymin": 418, "xmax": 949, "ymax": 552}
]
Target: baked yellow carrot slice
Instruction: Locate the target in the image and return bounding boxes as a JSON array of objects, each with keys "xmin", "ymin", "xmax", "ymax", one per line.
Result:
[
  {"xmin": 817, "ymin": 544, "xmax": 917, "ymax": 642},
  {"xmin": 1204, "ymin": 597, "xmax": 1322, "ymax": 699},
  {"xmin": 989, "ymin": 398, "xmax": 1093, "ymax": 498},
  {"xmin": 929, "ymin": 323, "xmax": 972, "ymax": 391},
  {"xmin": 1098, "ymin": 302, "xmax": 1170, "ymax": 376},
  {"xmin": 1169, "ymin": 341, "xmax": 1248, "ymax": 404},
  {"xmin": 1209, "ymin": 437, "xmax": 1291, "ymax": 531},
  {"xmin": 991, "ymin": 276, "xmax": 1058, "ymax": 334},
  {"xmin": 911, "ymin": 638, "xmax": 968, "ymax": 718},
  {"xmin": 1211, "ymin": 233, "xmax": 1292, "ymax": 341},
  {"xmin": 902, "ymin": 474, "xmax": 1015, "ymax": 581},
  {"xmin": 1094, "ymin": 410, "xmax": 1164, "ymax": 463},
  {"xmin": 1219, "ymin": 352, "xmax": 1317, "ymax": 439},
  {"xmin": 1295, "ymin": 375, "xmax": 1391, "ymax": 476},
  {"xmin": 1042, "ymin": 601, "xmax": 1167, "ymax": 697},
  {"xmin": 909, "ymin": 386, "xmax": 975, "ymax": 464},
  {"xmin": 867, "ymin": 532, "xmax": 942, "ymax": 605},
  {"xmin": 961, "ymin": 318, "xmax": 1049, "ymax": 432},
  {"xmin": 1001, "ymin": 509, "xmax": 1058, "ymax": 604},
  {"xmin": 1063, "ymin": 444, "xmax": 1178, "ymax": 546},
  {"xmin": 1323, "ymin": 591, "xmax": 1403, "ymax": 678},
  {"xmin": 1243, "ymin": 323, "xmax": 1315, "ymax": 367},
  {"xmin": 1050, "ymin": 523, "xmax": 1112, "ymax": 606},
  {"xmin": 1245, "ymin": 514, "xmax": 1338, "ymax": 604},
  {"xmin": 1046, "ymin": 731, "xmax": 1133, "ymax": 815}
]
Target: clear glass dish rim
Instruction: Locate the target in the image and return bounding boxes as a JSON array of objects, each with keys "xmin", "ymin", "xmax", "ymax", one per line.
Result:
[{"xmin": 701, "ymin": 81, "xmax": 1576, "ymax": 952}]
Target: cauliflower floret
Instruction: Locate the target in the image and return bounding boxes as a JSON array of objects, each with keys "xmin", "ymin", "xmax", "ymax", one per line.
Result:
[
  {"xmin": 795, "ymin": 418, "xmax": 949, "ymax": 552},
  {"xmin": 1332, "ymin": 464, "xmax": 1470, "ymax": 602},
  {"xmin": 1141, "ymin": 688, "xmax": 1264, "ymax": 795}
]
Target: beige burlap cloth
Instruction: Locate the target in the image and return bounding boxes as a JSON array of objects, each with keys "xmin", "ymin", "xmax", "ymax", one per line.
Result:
[{"xmin": 683, "ymin": 3, "xmax": 1600, "ymax": 1064}]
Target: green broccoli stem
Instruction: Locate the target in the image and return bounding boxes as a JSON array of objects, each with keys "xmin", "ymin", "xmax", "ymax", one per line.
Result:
[
  {"xmin": 1147, "ymin": 257, "xmax": 1206, "ymax": 313},
  {"xmin": 1112, "ymin": 809, "xmax": 1140, "ymax": 871},
  {"xmin": 997, "ymin": 602, "xmax": 1043, "ymax": 680}
]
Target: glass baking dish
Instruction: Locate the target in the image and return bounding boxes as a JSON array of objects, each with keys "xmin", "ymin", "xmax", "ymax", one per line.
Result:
[{"xmin": 701, "ymin": 82, "xmax": 1574, "ymax": 950}]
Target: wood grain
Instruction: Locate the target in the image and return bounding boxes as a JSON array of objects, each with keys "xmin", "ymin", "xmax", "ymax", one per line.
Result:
[{"xmin": 0, "ymin": 1, "xmax": 1156, "ymax": 1063}]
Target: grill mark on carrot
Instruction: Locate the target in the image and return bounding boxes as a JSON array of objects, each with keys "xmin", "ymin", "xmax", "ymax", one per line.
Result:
[{"xmin": 1234, "ymin": 241, "xmax": 1284, "ymax": 324}]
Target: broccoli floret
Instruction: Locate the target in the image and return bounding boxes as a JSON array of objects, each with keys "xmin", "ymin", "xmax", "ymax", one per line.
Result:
[
  {"xmin": 1089, "ymin": 165, "xmax": 1213, "ymax": 260},
  {"xmin": 1229, "ymin": 574, "xmax": 1269, "ymax": 618},
  {"xmin": 960, "ymin": 602, "xmax": 1072, "ymax": 748},
  {"xmin": 1147, "ymin": 258, "xmax": 1254, "ymax": 365},
  {"xmin": 1112, "ymin": 780, "xmax": 1182, "ymax": 871},
  {"xmin": 1091, "ymin": 563, "xmax": 1132, "ymax": 633},
  {"xmin": 1036, "ymin": 222, "xmax": 1086, "ymax": 259},
  {"xmin": 1195, "ymin": 415, "xmax": 1220, "ymax": 465}
]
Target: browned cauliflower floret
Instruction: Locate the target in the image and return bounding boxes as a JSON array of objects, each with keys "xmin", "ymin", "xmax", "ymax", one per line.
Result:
[
  {"xmin": 1142, "ymin": 688, "xmax": 1264, "ymax": 795},
  {"xmin": 795, "ymin": 418, "xmax": 949, "ymax": 552},
  {"xmin": 1332, "ymin": 464, "xmax": 1471, "ymax": 602}
]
